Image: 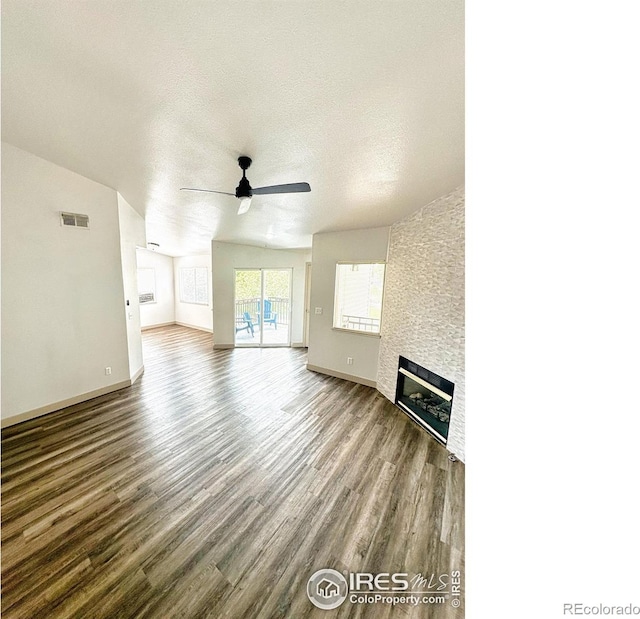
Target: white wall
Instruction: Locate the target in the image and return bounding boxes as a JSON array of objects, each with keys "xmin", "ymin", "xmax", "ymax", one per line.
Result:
[
  {"xmin": 377, "ymin": 187, "xmax": 465, "ymax": 461},
  {"xmin": 211, "ymin": 241, "xmax": 310, "ymax": 347},
  {"xmin": 136, "ymin": 248, "xmax": 176, "ymax": 328},
  {"xmin": 306, "ymin": 227, "xmax": 390, "ymax": 385},
  {"xmin": 117, "ymin": 194, "xmax": 146, "ymax": 379},
  {"xmin": 174, "ymin": 254, "xmax": 213, "ymax": 333},
  {"xmin": 1, "ymin": 142, "xmax": 131, "ymax": 423}
]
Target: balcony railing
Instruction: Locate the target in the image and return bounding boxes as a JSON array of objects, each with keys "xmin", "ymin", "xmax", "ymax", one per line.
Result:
[
  {"xmin": 235, "ymin": 297, "xmax": 290, "ymax": 327},
  {"xmin": 340, "ymin": 315, "xmax": 380, "ymax": 333}
]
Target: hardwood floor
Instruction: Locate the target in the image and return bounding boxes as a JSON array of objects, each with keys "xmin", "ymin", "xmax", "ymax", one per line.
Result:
[{"xmin": 1, "ymin": 325, "xmax": 464, "ymax": 618}]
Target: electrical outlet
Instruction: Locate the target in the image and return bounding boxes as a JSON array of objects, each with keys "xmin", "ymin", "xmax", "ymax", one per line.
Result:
[
  {"xmin": 314, "ymin": 307, "xmax": 323, "ymax": 315},
  {"xmin": 347, "ymin": 357, "xmax": 353, "ymax": 365},
  {"xmin": 105, "ymin": 367, "xmax": 112, "ymax": 376}
]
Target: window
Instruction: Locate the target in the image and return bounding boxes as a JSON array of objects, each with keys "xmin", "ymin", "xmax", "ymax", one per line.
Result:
[
  {"xmin": 137, "ymin": 268, "xmax": 156, "ymax": 304},
  {"xmin": 333, "ymin": 262, "xmax": 386, "ymax": 334},
  {"xmin": 180, "ymin": 267, "xmax": 208, "ymax": 305}
]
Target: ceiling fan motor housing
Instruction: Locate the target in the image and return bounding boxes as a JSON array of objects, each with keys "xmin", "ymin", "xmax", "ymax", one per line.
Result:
[
  {"xmin": 236, "ymin": 156, "xmax": 253, "ymax": 197},
  {"xmin": 236, "ymin": 176, "xmax": 252, "ymax": 198}
]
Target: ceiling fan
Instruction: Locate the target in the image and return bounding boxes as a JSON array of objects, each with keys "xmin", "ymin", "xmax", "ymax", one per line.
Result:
[{"xmin": 180, "ymin": 156, "xmax": 311, "ymax": 215}]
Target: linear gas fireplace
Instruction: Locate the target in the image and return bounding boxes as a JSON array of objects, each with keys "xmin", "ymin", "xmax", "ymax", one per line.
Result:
[{"xmin": 395, "ymin": 356, "xmax": 454, "ymax": 445}]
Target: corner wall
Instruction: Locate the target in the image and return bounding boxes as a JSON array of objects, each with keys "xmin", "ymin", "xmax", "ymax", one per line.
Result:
[
  {"xmin": 117, "ymin": 194, "xmax": 146, "ymax": 380},
  {"xmin": 307, "ymin": 227, "xmax": 390, "ymax": 385},
  {"xmin": 174, "ymin": 254, "xmax": 213, "ymax": 332},
  {"xmin": 1, "ymin": 143, "xmax": 131, "ymax": 424},
  {"xmin": 136, "ymin": 248, "xmax": 176, "ymax": 328},
  {"xmin": 377, "ymin": 187, "xmax": 465, "ymax": 460}
]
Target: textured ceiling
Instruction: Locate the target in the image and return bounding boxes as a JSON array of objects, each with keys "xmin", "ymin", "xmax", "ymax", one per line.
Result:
[{"xmin": 1, "ymin": 1, "xmax": 464, "ymax": 256}]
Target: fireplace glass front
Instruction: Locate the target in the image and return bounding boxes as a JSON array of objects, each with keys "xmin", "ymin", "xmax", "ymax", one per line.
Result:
[{"xmin": 395, "ymin": 357, "xmax": 454, "ymax": 445}]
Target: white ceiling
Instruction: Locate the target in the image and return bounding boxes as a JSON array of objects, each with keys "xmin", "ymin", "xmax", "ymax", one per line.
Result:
[{"xmin": 1, "ymin": 1, "xmax": 464, "ymax": 256}]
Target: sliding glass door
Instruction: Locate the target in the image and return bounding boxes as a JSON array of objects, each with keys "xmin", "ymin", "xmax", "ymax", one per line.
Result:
[{"xmin": 234, "ymin": 268, "xmax": 292, "ymax": 347}]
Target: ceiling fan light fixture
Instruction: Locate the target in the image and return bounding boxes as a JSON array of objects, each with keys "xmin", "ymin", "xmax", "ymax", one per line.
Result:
[{"xmin": 237, "ymin": 196, "xmax": 252, "ymax": 215}]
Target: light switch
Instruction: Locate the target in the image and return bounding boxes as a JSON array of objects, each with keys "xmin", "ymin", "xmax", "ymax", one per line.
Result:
[{"xmin": 314, "ymin": 307, "xmax": 323, "ymax": 315}]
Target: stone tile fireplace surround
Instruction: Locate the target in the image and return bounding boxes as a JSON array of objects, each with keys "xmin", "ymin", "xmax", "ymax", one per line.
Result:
[{"xmin": 377, "ymin": 186, "xmax": 465, "ymax": 461}]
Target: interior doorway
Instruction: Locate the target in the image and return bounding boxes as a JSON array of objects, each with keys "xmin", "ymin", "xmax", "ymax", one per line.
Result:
[{"xmin": 234, "ymin": 268, "xmax": 292, "ymax": 347}]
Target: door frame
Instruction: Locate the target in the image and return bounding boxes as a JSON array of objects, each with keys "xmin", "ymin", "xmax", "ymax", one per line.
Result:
[
  {"xmin": 303, "ymin": 261, "xmax": 311, "ymax": 347},
  {"xmin": 233, "ymin": 268, "xmax": 292, "ymax": 348}
]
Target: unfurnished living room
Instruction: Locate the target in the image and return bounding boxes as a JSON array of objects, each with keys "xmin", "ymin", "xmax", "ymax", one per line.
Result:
[{"xmin": 1, "ymin": 2, "xmax": 464, "ymax": 618}]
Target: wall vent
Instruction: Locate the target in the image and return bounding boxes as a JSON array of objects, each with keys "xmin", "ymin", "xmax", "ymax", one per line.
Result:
[{"xmin": 60, "ymin": 212, "xmax": 90, "ymax": 229}]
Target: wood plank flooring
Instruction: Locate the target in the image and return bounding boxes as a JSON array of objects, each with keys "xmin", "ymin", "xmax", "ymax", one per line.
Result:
[{"xmin": 1, "ymin": 325, "xmax": 464, "ymax": 618}]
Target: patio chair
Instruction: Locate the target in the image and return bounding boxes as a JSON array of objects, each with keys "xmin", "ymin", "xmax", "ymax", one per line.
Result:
[
  {"xmin": 235, "ymin": 312, "xmax": 254, "ymax": 336},
  {"xmin": 262, "ymin": 300, "xmax": 278, "ymax": 329}
]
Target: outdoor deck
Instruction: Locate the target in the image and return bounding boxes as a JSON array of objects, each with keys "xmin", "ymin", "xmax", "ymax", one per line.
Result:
[
  {"xmin": 235, "ymin": 297, "xmax": 291, "ymax": 345},
  {"xmin": 235, "ymin": 322, "xmax": 289, "ymax": 345}
]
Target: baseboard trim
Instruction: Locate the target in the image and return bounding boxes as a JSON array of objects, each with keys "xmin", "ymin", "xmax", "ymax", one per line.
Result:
[
  {"xmin": 306, "ymin": 364, "xmax": 377, "ymax": 389},
  {"xmin": 141, "ymin": 321, "xmax": 176, "ymax": 331},
  {"xmin": 175, "ymin": 321, "xmax": 213, "ymax": 333},
  {"xmin": 213, "ymin": 342, "xmax": 305, "ymax": 350},
  {"xmin": 1, "ymin": 379, "xmax": 132, "ymax": 429},
  {"xmin": 131, "ymin": 365, "xmax": 145, "ymax": 384}
]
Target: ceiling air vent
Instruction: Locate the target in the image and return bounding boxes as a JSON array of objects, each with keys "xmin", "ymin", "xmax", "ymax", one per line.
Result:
[{"xmin": 60, "ymin": 212, "xmax": 90, "ymax": 229}]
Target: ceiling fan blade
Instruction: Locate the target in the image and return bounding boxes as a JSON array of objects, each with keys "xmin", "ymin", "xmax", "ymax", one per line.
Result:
[
  {"xmin": 251, "ymin": 182, "xmax": 311, "ymax": 195},
  {"xmin": 180, "ymin": 187, "xmax": 235, "ymax": 196}
]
